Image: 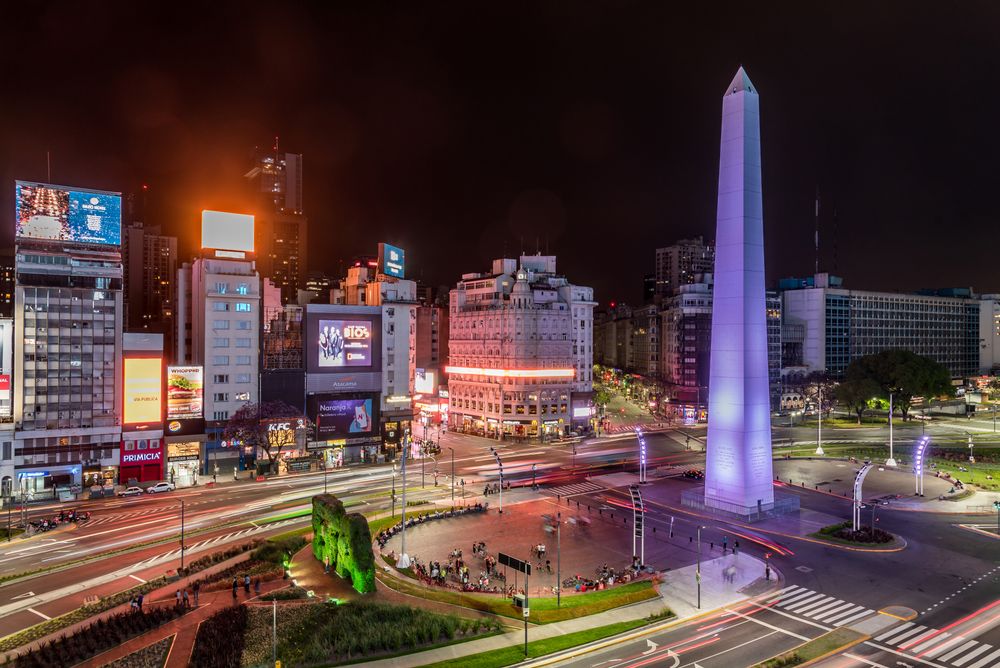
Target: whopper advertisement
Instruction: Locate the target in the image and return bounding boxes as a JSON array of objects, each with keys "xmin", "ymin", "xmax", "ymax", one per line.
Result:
[
  {"xmin": 312, "ymin": 397, "xmax": 376, "ymax": 437},
  {"xmin": 15, "ymin": 181, "xmax": 122, "ymax": 246},
  {"xmin": 167, "ymin": 366, "xmax": 204, "ymax": 420},
  {"xmin": 317, "ymin": 320, "xmax": 373, "ymax": 368}
]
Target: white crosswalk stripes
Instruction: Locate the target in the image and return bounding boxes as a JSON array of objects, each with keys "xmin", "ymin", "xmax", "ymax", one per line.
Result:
[
  {"xmin": 766, "ymin": 586, "xmax": 876, "ymax": 627},
  {"xmin": 543, "ymin": 481, "xmax": 605, "ymax": 498},
  {"xmin": 128, "ymin": 519, "xmax": 298, "ymax": 570},
  {"xmin": 872, "ymin": 620, "xmax": 999, "ymax": 668}
]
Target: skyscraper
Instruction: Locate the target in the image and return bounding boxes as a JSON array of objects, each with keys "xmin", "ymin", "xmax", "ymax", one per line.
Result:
[
  {"xmin": 124, "ymin": 221, "xmax": 177, "ymax": 354},
  {"xmin": 702, "ymin": 68, "xmax": 774, "ymax": 515},
  {"xmin": 245, "ymin": 146, "xmax": 308, "ymax": 305},
  {"xmin": 654, "ymin": 237, "xmax": 715, "ymax": 298}
]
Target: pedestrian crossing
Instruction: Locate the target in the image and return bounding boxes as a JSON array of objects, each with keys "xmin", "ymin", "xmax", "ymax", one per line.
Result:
[
  {"xmin": 542, "ymin": 481, "xmax": 605, "ymax": 498},
  {"xmin": 81, "ymin": 500, "xmax": 214, "ymax": 527},
  {"xmin": 130, "ymin": 518, "xmax": 299, "ymax": 570},
  {"xmin": 766, "ymin": 585, "xmax": 877, "ymax": 627},
  {"xmin": 873, "ymin": 621, "xmax": 1000, "ymax": 668}
]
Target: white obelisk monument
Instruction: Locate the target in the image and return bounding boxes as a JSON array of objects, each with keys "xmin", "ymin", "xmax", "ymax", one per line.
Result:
[{"xmin": 703, "ymin": 67, "xmax": 775, "ymax": 515}]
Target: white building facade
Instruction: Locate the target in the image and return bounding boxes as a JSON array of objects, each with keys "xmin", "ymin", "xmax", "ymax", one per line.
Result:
[{"xmin": 447, "ymin": 255, "xmax": 595, "ymax": 440}]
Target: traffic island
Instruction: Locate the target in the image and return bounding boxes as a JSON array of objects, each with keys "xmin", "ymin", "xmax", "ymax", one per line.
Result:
[
  {"xmin": 808, "ymin": 522, "xmax": 905, "ymax": 550},
  {"xmin": 752, "ymin": 627, "xmax": 868, "ymax": 667}
]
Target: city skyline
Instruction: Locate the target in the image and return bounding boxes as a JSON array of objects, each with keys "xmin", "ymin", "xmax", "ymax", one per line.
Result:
[{"xmin": 3, "ymin": 4, "xmax": 1000, "ymax": 304}]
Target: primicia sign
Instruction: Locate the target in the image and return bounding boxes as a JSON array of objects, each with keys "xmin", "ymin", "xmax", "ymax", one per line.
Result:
[{"xmin": 122, "ymin": 451, "xmax": 162, "ymax": 464}]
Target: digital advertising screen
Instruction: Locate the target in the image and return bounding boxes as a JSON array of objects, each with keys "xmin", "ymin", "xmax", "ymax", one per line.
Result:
[
  {"xmin": 378, "ymin": 243, "xmax": 405, "ymax": 278},
  {"xmin": 317, "ymin": 319, "xmax": 373, "ymax": 368},
  {"xmin": 310, "ymin": 395, "xmax": 378, "ymax": 437},
  {"xmin": 414, "ymin": 368, "xmax": 436, "ymax": 394},
  {"xmin": 201, "ymin": 210, "xmax": 254, "ymax": 253},
  {"xmin": 15, "ymin": 181, "xmax": 122, "ymax": 246},
  {"xmin": 167, "ymin": 366, "xmax": 204, "ymax": 420},
  {"xmin": 123, "ymin": 358, "xmax": 163, "ymax": 426}
]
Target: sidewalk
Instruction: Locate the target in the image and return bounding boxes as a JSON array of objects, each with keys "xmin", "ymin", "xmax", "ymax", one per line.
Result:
[{"xmin": 361, "ymin": 557, "xmax": 781, "ymax": 668}]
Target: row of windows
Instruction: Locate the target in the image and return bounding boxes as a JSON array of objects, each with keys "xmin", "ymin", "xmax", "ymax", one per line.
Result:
[
  {"xmin": 212, "ymin": 320, "xmax": 253, "ymax": 330},
  {"xmin": 214, "ymin": 282, "xmax": 251, "ymax": 295},
  {"xmin": 212, "ymin": 337, "xmax": 254, "ymax": 348},
  {"xmin": 212, "ymin": 356, "xmax": 254, "ymax": 366},
  {"xmin": 212, "ymin": 374, "xmax": 252, "ymax": 383},
  {"xmin": 212, "ymin": 302, "xmax": 253, "ymax": 312}
]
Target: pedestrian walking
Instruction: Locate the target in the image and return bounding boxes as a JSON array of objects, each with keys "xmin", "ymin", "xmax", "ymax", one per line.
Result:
[
  {"xmin": 232, "ymin": 577, "xmax": 239, "ymax": 599},
  {"xmin": 175, "ymin": 589, "xmax": 182, "ymax": 607},
  {"xmin": 254, "ymin": 577, "xmax": 261, "ymax": 595},
  {"xmin": 765, "ymin": 563, "xmax": 771, "ymax": 581},
  {"xmin": 182, "ymin": 589, "xmax": 190, "ymax": 608},
  {"xmin": 138, "ymin": 593, "xmax": 144, "ymax": 610},
  {"xmin": 193, "ymin": 581, "xmax": 200, "ymax": 605},
  {"xmin": 130, "ymin": 596, "xmax": 138, "ymax": 611},
  {"xmin": 244, "ymin": 574, "xmax": 251, "ymax": 594}
]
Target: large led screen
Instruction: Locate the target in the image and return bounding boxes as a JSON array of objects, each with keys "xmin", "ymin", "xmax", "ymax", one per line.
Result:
[
  {"xmin": 201, "ymin": 210, "xmax": 254, "ymax": 252},
  {"xmin": 414, "ymin": 368, "xmax": 436, "ymax": 394},
  {"xmin": 167, "ymin": 366, "xmax": 204, "ymax": 420},
  {"xmin": 313, "ymin": 397, "xmax": 375, "ymax": 437},
  {"xmin": 378, "ymin": 242, "xmax": 405, "ymax": 278},
  {"xmin": 15, "ymin": 181, "xmax": 122, "ymax": 246},
  {"xmin": 317, "ymin": 320, "xmax": 373, "ymax": 368},
  {"xmin": 124, "ymin": 358, "xmax": 162, "ymax": 426}
]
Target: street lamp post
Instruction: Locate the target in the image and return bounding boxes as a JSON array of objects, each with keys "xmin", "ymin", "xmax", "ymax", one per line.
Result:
[
  {"xmin": 886, "ymin": 391, "xmax": 898, "ymax": 467},
  {"xmin": 696, "ymin": 526, "xmax": 705, "ymax": 609},
  {"xmin": 489, "ymin": 446, "xmax": 504, "ymax": 514},
  {"xmin": 180, "ymin": 499, "xmax": 186, "ymax": 570},
  {"xmin": 815, "ymin": 383, "xmax": 825, "ymax": 456},
  {"xmin": 398, "ymin": 439, "xmax": 411, "ymax": 569},
  {"xmin": 532, "ymin": 463, "xmax": 537, "ymax": 489},
  {"xmin": 391, "ymin": 464, "xmax": 397, "ymax": 519},
  {"xmin": 421, "ymin": 445, "xmax": 426, "ymax": 489},
  {"xmin": 447, "ymin": 447, "xmax": 455, "ymax": 505},
  {"xmin": 994, "ymin": 500, "xmax": 1000, "ymax": 538},
  {"xmin": 556, "ymin": 511, "xmax": 562, "ymax": 609}
]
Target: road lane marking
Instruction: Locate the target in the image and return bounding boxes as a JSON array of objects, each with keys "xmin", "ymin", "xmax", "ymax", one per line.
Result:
[
  {"xmin": 727, "ymin": 607, "xmax": 810, "ymax": 641},
  {"xmin": 842, "ymin": 653, "xmax": 888, "ymax": 668},
  {"xmin": 881, "ymin": 625, "xmax": 927, "ymax": 645},
  {"xmin": 835, "ymin": 609, "xmax": 876, "ymax": 627},
  {"xmin": 27, "ymin": 607, "xmax": 50, "ymax": 620},
  {"xmin": 677, "ymin": 630, "xmax": 778, "ymax": 668},
  {"xmin": 936, "ymin": 639, "xmax": 979, "ymax": 662},
  {"xmin": 811, "ymin": 602, "xmax": 857, "ymax": 622},
  {"xmin": 129, "ymin": 574, "xmax": 146, "ymax": 583},
  {"xmin": 966, "ymin": 647, "xmax": 1000, "ymax": 668},
  {"xmin": 746, "ymin": 602, "xmax": 831, "ymax": 632},
  {"xmin": 875, "ymin": 622, "xmax": 915, "ymax": 642}
]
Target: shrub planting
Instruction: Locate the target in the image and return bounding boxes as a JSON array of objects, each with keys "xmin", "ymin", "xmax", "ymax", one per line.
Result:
[
  {"xmin": 253, "ymin": 534, "xmax": 307, "ymax": 565},
  {"xmin": 189, "ymin": 605, "xmax": 249, "ymax": 668},
  {"xmin": 102, "ymin": 635, "xmax": 174, "ymax": 668},
  {"xmin": 312, "ymin": 494, "xmax": 375, "ymax": 593},
  {"xmin": 10, "ymin": 607, "xmax": 186, "ymax": 667}
]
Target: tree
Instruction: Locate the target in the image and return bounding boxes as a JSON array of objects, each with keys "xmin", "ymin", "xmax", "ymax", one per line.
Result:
[
  {"xmin": 223, "ymin": 400, "xmax": 312, "ymax": 473},
  {"xmin": 987, "ymin": 377, "xmax": 1000, "ymax": 396},
  {"xmin": 835, "ymin": 377, "xmax": 880, "ymax": 424},
  {"xmin": 593, "ymin": 385, "xmax": 613, "ymax": 409},
  {"xmin": 845, "ymin": 350, "xmax": 954, "ymax": 421}
]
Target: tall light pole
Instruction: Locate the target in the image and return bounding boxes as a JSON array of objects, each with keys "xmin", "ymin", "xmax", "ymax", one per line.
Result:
[
  {"xmin": 994, "ymin": 500, "xmax": 1000, "ymax": 538},
  {"xmin": 489, "ymin": 446, "xmax": 504, "ymax": 514},
  {"xmin": 447, "ymin": 447, "xmax": 455, "ymax": 505},
  {"xmin": 556, "ymin": 511, "xmax": 562, "ymax": 608},
  {"xmin": 180, "ymin": 499, "xmax": 186, "ymax": 570},
  {"xmin": 532, "ymin": 463, "xmax": 537, "ymax": 489},
  {"xmin": 696, "ymin": 525, "xmax": 705, "ymax": 609},
  {"xmin": 391, "ymin": 463, "xmax": 397, "ymax": 518},
  {"xmin": 815, "ymin": 382, "xmax": 825, "ymax": 456},
  {"xmin": 886, "ymin": 391, "xmax": 898, "ymax": 467},
  {"xmin": 398, "ymin": 438, "xmax": 411, "ymax": 569}
]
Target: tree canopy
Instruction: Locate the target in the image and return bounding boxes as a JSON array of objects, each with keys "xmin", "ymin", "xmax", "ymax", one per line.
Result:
[
  {"xmin": 842, "ymin": 350, "xmax": 954, "ymax": 420},
  {"xmin": 223, "ymin": 400, "xmax": 312, "ymax": 472}
]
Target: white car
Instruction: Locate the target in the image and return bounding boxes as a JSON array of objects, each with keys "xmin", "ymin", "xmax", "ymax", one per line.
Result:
[
  {"xmin": 118, "ymin": 486, "xmax": 144, "ymax": 497},
  {"xmin": 146, "ymin": 482, "xmax": 175, "ymax": 494}
]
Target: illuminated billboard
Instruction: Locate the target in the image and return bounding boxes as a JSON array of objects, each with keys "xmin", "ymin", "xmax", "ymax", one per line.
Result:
[
  {"xmin": 201, "ymin": 210, "xmax": 254, "ymax": 253},
  {"xmin": 310, "ymin": 396, "xmax": 376, "ymax": 437},
  {"xmin": 15, "ymin": 181, "xmax": 122, "ymax": 246},
  {"xmin": 167, "ymin": 366, "xmax": 204, "ymax": 420},
  {"xmin": 124, "ymin": 358, "xmax": 163, "ymax": 426},
  {"xmin": 0, "ymin": 319, "xmax": 11, "ymax": 417},
  {"xmin": 378, "ymin": 243, "xmax": 405, "ymax": 278},
  {"xmin": 414, "ymin": 368, "xmax": 436, "ymax": 394},
  {"xmin": 318, "ymin": 320, "xmax": 373, "ymax": 368}
]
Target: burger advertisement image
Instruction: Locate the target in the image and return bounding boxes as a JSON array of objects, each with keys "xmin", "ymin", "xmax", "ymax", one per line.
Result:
[{"xmin": 166, "ymin": 366, "xmax": 206, "ymax": 435}]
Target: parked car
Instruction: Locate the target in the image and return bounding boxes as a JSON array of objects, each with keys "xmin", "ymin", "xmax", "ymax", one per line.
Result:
[
  {"xmin": 118, "ymin": 486, "xmax": 144, "ymax": 497},
  {"xmin": 145, "ymin": 482, "xmax": 175, "ymax": 494},
  {"xmin": 683, "ymin": 469, "xmax": 705, "ymax": 480}
]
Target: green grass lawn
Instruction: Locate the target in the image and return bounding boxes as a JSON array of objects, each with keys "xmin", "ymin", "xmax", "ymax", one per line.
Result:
[
  {"xmin": 377, "ymin": 572, "xmax": 659, "ymax": 624},
  {"xmin": 419, "ymin": 618, "xmax": 653, "ymax": 668},
  {"xmin": 753, "ymin": 627, "xmax": 866, "ymax": 668}
]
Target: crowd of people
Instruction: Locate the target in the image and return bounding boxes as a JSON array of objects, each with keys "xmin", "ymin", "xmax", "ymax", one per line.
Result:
[
  {"xmin": 375, "ymin": 503, "xmax": 488, "ymax": 549},
  {"xmin": 560, "ymin": 562, "xmax": 642, "ymax": 593},
  {"xmin": 408, "ymin": 540, "xmax": 510, "ymax": 593}
]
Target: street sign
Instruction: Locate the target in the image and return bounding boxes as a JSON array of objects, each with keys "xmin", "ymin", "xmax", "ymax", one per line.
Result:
[
  {"xmin": 499, "ymin": 552, "xmax": 532, "ymax": 575},
  {"xmin": 523, "ymin": 608, "xmax": 530, "ymax": 617}
]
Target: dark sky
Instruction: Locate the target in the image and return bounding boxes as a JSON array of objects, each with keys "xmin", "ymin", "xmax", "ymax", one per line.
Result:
[{"xmin": 2, "ymin": 2, "xmax": 998, "ymax": 304}]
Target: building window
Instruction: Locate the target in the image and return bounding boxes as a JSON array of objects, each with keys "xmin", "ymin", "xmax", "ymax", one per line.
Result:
[
  {"xmin": 236, "ymin": 283, "xmax": 249, "ymax": 295},
  {"xmin": 213, "ymin": 374, "xmax": 229, "ymax": 384},
  {"xmin": 236, "ymin": 373, "xmax": 251, "ymax": 383},
  {"xmin": 235, "ymin": 392, "xmax": 250, "ymax": 401},
  {"xmin": 213, "ymin": 355, "xmax": 230, "ymax": 365},
  {"xmin": 215, "ymin": 282, "xmax": 229, "ymax": 294},
  {"xmin": 213, "ymin": 303, "xmax": 230, "ymax": 312},
  {"xmin": 236, "ymin": 338, "xmax": 251, "ymax": 348},
  {"xmin": 213, "ymin": 392, "xmax": 229, "ymax": 402},
  {"xmin": 235, "ymin": 303, "xmax": 252, "ymax": 312},
  {"xmin": 213, "ymin": 410, "xmax": 229, "ymax": 421},
  {"xmin": 213, "ymin": 320, "xmax": 230, "ymax": 330},
  {"xmin": 236, "ymin": 356, "xmax": 252, "ymax": 365},
  {"xmin": 213, "ymin": 337, "xmax": 230, "ymax": 347},
  {"xmin": 236, "ymin": 320, "xmax": 252, "ymax": 330}
]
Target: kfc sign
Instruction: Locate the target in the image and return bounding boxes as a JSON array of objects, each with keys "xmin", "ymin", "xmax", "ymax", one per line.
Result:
[{"xmin": 122, "ymin": 451, "xmax": 163, "ymax": 464}]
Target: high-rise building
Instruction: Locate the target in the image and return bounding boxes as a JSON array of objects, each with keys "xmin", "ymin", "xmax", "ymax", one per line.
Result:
[
  {"xmin": 642, "ymin": 273, "xmax": 656, "ymax": 304},
  {"xmin": 245, "ymin": 148, "xmax": 307, "ymax": 306},
  {"xmin": 0, "ymin": 250, "xmax": 15, "ymax": 318},
  {"xmin": 176, "ymin": 211, "xmax": 261, "ymax": 474},
  {"xmin": 660, "ymin": 278, "xmax": 713, "ymax": 406},
  {"xmin": 655, "ymin": 236, "xmax": 715, "ymax": 298},
  {"xmin": 7, "ymin": 181, "xmax": 125, "ymax": 498},
  {"xmin": 628, "ymin": 304, "xmax": 659, "ymax": 378},
  {"xmin": 446, "ymin": 255, "xmax": 595, "ymax": 440},
  {"xmin": 781, "ymin": 273, "xmax": 980, "ymax": 378},
  {"xmin": 124, "ymin": 221, "xmax": 177, "ymax": 354}
]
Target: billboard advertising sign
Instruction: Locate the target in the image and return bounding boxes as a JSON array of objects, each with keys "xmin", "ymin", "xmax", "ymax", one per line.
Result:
[
  {"xmin": 310, "ymin": 395, "xmax": 377, "ymax": 438},
  {"xmin": 167, "ymin": 366, "xmax": 204, "ymax": 420},
  {"xmin": 122, "ymin": 450, "xmax": 163, "ymax": 464},
  {"xmin": 201, "ymin": 210, "xmax": 254, "ymax": 253},
  {"xmin": 123, "ymin": 358, "xmax": 163, "ymax": 426},
  {"xmin": 378, "ymin": 243, "xmax": 405, "ymax": 278},
  {"xmin": 15, "ymin": 181, "xmax": 122, "ymax": 246},
  {"xmin": 414, "ymin": 368, "xmax": 436, "ymax": 394},
  {"xmin": 317, "ymin": 320, "xmax": 373, "ymax": 368}
]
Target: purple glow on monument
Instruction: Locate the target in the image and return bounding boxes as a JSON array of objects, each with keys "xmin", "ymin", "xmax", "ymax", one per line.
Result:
[{"xmin": 703, "ymin": 67, "xmax": 775, "ymax": 513}]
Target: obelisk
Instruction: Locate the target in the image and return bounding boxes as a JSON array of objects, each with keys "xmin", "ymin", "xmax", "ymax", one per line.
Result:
[{"xmin": 703, "ymin": 67, "xmax": 775, "ymax": 514}]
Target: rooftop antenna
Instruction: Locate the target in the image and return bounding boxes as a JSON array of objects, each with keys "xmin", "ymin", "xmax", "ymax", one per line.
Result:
[
  {"xmin": 814, "ymin": 187, "xmax": 820, "ymax": 275},
  {"xmin": 46, "ymin": 151, "xmax": 51, "ymax": 182},
  {"xmin": 273, "ymin": 136, "xmax": 279, "ymax": 155},
  {"xmin": 832, "ymin": 207, "xmax": 839, "ymax": 273}
]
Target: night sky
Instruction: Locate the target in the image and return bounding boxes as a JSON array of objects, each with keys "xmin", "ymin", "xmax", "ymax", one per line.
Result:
[{"xmin": 2, "ymin": 2, "xmax": 998, "ymax": 304}]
